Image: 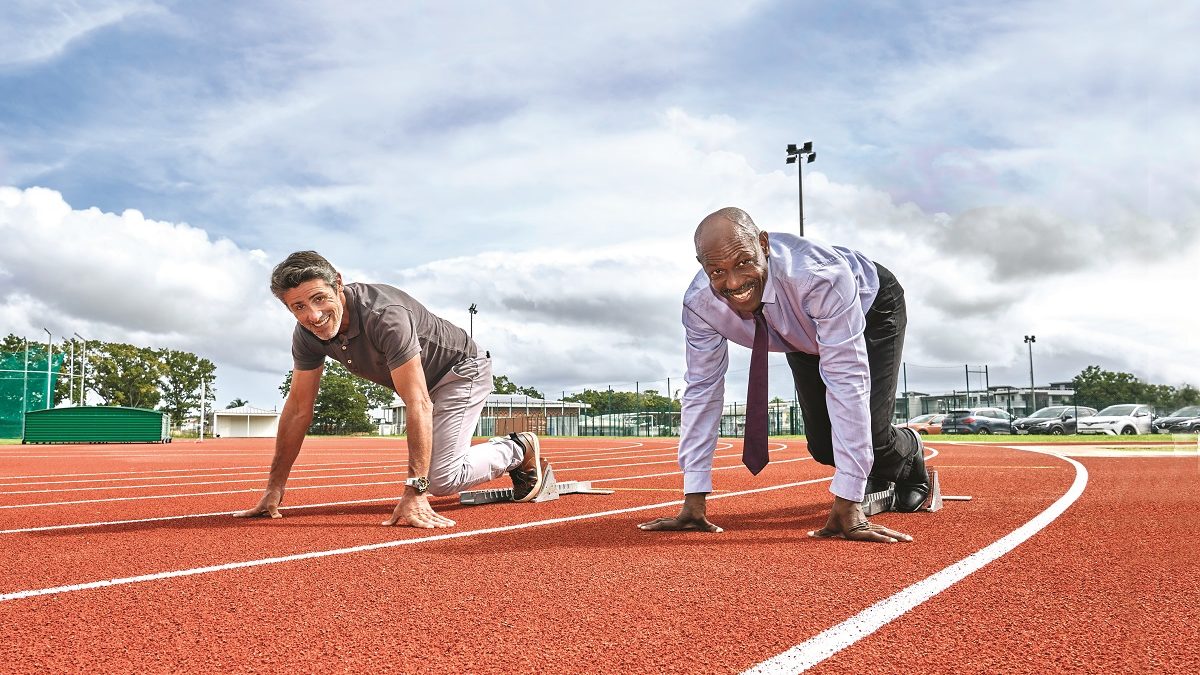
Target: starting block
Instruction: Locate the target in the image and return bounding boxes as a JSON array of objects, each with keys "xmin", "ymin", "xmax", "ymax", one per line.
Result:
[
  {"xmin": 458, "ymin": 464, "xmax": 614, "ymax": 505},
  {"xmin": 860, "ymin": 470, "xmax": 961, "ymax": 514}
]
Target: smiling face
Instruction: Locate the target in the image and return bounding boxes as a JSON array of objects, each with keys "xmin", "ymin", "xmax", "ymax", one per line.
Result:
[
  {"xmin": 695, "ymin": 216, "xmax": 770, "ymax": 315},
  {"xmin": 281, "ymin": 276, "xmax": 348, "ymax": 341}
]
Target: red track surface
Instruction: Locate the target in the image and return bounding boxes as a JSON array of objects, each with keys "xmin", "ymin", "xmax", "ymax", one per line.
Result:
[{"xmin": 0, "ymin": 437, "xmax": 1195, "ymax": 673}]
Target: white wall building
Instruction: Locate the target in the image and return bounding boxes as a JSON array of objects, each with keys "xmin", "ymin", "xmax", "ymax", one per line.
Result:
[{"xmin": 212, "ymin": 404, "xmax": 280, "ymax": 438}]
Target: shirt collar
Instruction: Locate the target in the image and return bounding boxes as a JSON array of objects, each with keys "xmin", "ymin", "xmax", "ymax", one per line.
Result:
[
  {"xmin": 336, "ymin": 283, "xmax": 361, "ymax": 343},
  {"xmin": 760, "ymin": 254, "xmax": 779, "ymax": 307}
]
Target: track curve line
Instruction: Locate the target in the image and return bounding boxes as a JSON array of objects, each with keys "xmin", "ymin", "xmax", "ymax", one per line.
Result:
[{"xmin": 743, "ymin": 448, "xmax": 1088, "ymax": 674}]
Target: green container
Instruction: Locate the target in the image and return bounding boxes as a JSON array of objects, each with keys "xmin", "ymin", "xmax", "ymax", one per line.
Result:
[{"xmin": 22, "ymin": 406, "xmax": 171, "ymax": 444}]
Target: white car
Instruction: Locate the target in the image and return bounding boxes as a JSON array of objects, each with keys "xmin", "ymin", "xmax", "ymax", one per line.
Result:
[{"xmin": 1076, "ymin": 404, "xmax": 1154, "ymax": 435}]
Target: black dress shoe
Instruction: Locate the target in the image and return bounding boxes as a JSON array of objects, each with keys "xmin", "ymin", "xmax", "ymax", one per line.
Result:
[
  {"xmin": 894, "ymin": 441, "xmax": 930, "ymax": 512},
  {"xmin": 864, "ymin": 477, "xmax": 892, "ymax": 495}
]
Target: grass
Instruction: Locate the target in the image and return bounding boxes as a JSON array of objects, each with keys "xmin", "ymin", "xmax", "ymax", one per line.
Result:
[{"xmin": 0, "ymin": 438, "xmax": 21, "ymax": 445}]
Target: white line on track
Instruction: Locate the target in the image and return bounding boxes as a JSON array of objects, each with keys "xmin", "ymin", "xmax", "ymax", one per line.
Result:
[
  {"xmin": 0, "ymin": 477, "xmax": 833, "ymax": 602},
  {"xmin": 0, "ymin": 497, "xmax": 401, "ymax": 534},
  {"xmin": 0, "ymin": 480, "xmax": 406, "ymax": 509},
  {"xmin": 0, "ymin": 470, "xmax": 404, "ymax": 495},
  {"xmin": 0, "ymin": 455, "xmax": 806, "ymax": 534},
  {"xmin": 742, "ymin": 448, "xmax": 1087, "ymax": 674},
  {"xmin": 0, "ymin": 445, "xmax": 760, "ymax": 509},
  {"xmin": 0, "ymin": 459, "xmax": 404, "ymax": 481}
]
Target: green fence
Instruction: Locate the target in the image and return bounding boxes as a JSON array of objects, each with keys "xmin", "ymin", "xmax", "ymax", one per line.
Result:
[{"xmin": 1, "ymin": 350, "xmax": 66, "ymax": 438}]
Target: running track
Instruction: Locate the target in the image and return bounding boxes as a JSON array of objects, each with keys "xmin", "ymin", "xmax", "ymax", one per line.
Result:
[{"xmin": 0, "ymin": 437, "xmax": 1196, "ymax": 673}]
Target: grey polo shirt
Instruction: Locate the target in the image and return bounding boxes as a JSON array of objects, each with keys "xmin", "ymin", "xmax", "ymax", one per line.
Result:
[{"xmin": 291, "ymin": 282, "xmax": 477, "ymax": 391}]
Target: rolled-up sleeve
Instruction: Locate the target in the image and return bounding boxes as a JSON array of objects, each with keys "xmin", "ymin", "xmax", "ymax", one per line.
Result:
[
  {"xmin": 678, "ymin": 305, "xmax": 728, "ymax": 494},
  {"xmin": 805, "ymin": 265, "xmax": 873, "ymax": 501}
]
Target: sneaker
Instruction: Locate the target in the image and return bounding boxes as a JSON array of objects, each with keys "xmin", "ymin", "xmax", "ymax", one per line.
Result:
[{"xmin": 508, "ymin": 432, "xmax": 546, "ymax": 502}]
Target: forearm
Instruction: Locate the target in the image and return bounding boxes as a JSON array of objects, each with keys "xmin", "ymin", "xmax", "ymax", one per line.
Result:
[
  {"xmin": 404, "ymin": 400, "xmax": 434, "ymax": 478},
  {"xmin": 267, "ymin": 406, "xmax": 312, "ymax": 489}
]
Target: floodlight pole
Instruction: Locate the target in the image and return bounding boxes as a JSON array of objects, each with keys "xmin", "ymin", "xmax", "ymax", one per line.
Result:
[
  {"xmin": 785, "ymin": 142, "xmax": 817, "ymax": 237},
  {"xmin": 42, "ymin": 328, "xmax": 52, "ymax": 409},
  {"xmin": 73, "ymin": 332, "xmax": 88, "ymax": 406},
  {"xmin": 468, "ymin": 303, "xmax": 478, "ymax": 341},
  {"xmin": 1024, "ymin": 335, "xmax": 1037, "ymax": 413},
  {"xmin": 68, "ymin": 339, "xmax": 75, "ymax": 405}
]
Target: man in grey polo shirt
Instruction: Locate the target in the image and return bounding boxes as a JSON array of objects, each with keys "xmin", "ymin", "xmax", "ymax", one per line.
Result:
[{"xmin": 235, "ymin": 251, "xmax": 549, "ymax": 528}]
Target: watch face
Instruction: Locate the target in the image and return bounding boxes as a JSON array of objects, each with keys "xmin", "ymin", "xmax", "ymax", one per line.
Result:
[{"xmin": 409, "ymin": 476, "xmax": 429, "ymax": 493}]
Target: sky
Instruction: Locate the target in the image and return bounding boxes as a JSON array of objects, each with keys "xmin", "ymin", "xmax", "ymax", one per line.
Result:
[{"xmin": 1, "ymin": 0, "xmax": 1198, "ymax": 411}]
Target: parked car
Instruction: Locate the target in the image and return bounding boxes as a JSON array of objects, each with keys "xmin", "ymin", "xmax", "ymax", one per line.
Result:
[
  {"xmin": 900, "ymin": 413, "xmax": 946, "ymax": 435},
  {"xmin": 1076, "ymin": 404, "xmax": 1154, "ymax": 435},
  {"xmin": 941, "ymin": 407, "xmax": 1014, "ymax": 435},
  {"xmin": 1166, "ymin": 418, "xmax": 1200, "ymax": 434},
  {"xmin": 1012, "ymin": 405, "xmax": 1098, "ymax": 435},
  {"xmin": 1153, "ymin": 405, "xmax": 1200, "ymax": 434}
]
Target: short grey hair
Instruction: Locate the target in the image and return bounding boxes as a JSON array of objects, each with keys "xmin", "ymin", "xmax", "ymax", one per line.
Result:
[{"xmin": 270, "ymin": 251, "xmax": 338, "ymax": 300}]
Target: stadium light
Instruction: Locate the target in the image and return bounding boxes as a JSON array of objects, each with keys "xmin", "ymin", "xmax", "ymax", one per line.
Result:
[
  {"xmin": 785, "ymin": 141, "xmax": 816, "ymax": 236},
  {"xmin": 468, "ymin": 303, "xmax": 478, "ymax": 340},
  {"xmin": 42, "ymin": 328, "xmax": 52, "ymax": 409},
  {"xmin": 1024, "ymin": 335, "xmax": 1036, "ymax": 412},
  {"xmin": 73, "ymin": 331, "xmax": 88, "ymax": 403}
]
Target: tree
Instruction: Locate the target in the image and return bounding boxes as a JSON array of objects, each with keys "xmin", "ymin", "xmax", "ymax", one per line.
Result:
[
  {"xmin": 227, "ymin": 398, "xmax": 249, "ymax": 409},
  {"xmin": 493, "ymin": 375, "xmax": 517, "ymax": 394},
  {"xmin": 280, "ymin": 360, "xmax": 395, "ymax": 434},
  {"xmin": 492, "ymin": 374, "xmax": 543, "ymax": 399},
  {"xmin": 88, "ymin": 343, "xmax": 163, "ymax": 409},
  {"xmin": 1070, "ymin": 365, "xmax": 1196, "ymax": 412},
  {"xmin": 563, "ymin": 388, "xmax": 680, "ymax": 414},
  {"xmin": 159, "ymin": 350, "xmax": 216, "ymax": 427}
]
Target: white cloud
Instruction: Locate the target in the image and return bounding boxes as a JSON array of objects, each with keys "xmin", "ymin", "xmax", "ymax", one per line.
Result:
[
  {"xmin": 0, "ymin": 187, "xmax": 291, "ymax": 389},
  {"xmin": 0, "ymin": 1, "xmax": 157, "ymax": 66}
]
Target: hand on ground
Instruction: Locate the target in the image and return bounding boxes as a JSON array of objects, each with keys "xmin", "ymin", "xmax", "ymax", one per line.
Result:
[
  {"xmin": 808, "ymin": 496, "xmax": 913, "ymax": 543},
  {"xmin": 233, "ymin": 487, "xmax": 285, "ymax": 519},
  {"xmin": 638, "ymin": 493, "xmax": 723, "ymax": 533},
  {"xmin": 382, "ymin": 493, "xmax": 456, "ymax": 528}
]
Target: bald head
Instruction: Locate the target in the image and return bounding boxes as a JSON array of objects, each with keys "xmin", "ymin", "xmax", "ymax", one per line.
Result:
[
  {"xmin": 694, "ymin": 207, "xmax": 770, "ymax": 314},
  {"xmin": 694, "ymin": 207, "xmax": 760, "ymax": 254}
]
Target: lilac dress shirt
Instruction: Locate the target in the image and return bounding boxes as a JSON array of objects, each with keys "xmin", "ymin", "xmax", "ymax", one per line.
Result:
[{"xmin": 678, "ymin": 232, "xmax": 881, "ymax": 501}]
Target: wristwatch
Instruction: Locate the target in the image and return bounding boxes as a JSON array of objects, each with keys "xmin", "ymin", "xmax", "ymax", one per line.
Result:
[{"xmin": 405, "ymin": 476, "xmax": 429, "ymax": 494}]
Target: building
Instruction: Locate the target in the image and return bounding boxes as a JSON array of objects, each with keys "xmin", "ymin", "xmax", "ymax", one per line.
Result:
[
  {"xmin": 212, "ymin": 404, "xmax": 281, "ymax": 438},
  {"xmin": 894, "ymin": 381, "xmax": 1078, "ymax": 421},
  {"xmin": 383, "ymin": 394, "xmax": 590, "ymax": 436}
]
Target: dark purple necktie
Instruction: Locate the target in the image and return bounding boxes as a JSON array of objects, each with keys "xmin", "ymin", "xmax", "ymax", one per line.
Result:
[{"xmin": 743, "ymin": 308, "xmax": 769, "ymax": 475}]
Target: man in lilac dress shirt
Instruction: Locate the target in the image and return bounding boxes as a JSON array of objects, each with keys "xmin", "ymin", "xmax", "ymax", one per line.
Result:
[{"xmin": 639, "ymin": 207, "xmax": 929, "ymax": 543}]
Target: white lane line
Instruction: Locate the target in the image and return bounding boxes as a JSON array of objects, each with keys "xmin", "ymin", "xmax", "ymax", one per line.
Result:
[
  {"xmin": 555, "ymin": 444, "xmax": 790, "ymax": 473},
  {"xmin": 742, "ymin": 449, "xmax": 1086, "ymax": 674},
  {"xmin": 0, "ymin": 470, "xmax": 403, "ymax": 495},
  {"xmin": 0, "ymin": 446, "xmax": 749, "ymax": 509},
  {"xmin": 593, "ymin": 455, "xmax": 810, "ymax": 483},
  {"xmin": 0, "ymin": 480, "xmax": 406, "ymax": 510},
  {"xmin": 0, "ymin": 459, "xmax": 403, "ymax": 481},
  {"xmin": 0, "ymin": 497, "xmax": 402, "ymax": 535},
  {"xmin": 0, "ymin": 477, "xmax": 832, "ymax": 603},
  {"xmin": 0, "ymin": 453, "xmax": 808, "ymax": 534}
]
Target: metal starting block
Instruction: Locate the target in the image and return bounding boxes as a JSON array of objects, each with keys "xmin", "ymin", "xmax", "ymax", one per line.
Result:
[
  {"xmin": 458, "ymin": 464, "xmax": 615, "ymax": 505},
  {"xmin": 860, "ymin": 470, "xmax": 960, "ymax": 514}
]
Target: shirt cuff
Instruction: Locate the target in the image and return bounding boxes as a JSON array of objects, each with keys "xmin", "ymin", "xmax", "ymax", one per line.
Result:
[
  {"xmin": 683, "ymin": 470, "xmax": 713, "ymax": 494},
  {"xmin": 829, "ymin": 470, "xmax": 867, "ymax": 502}
]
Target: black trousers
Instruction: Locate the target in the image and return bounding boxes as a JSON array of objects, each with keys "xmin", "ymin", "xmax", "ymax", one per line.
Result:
[{"xmin": 785, "ymin": 263, "xmax": 918, "ymax": 482}]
